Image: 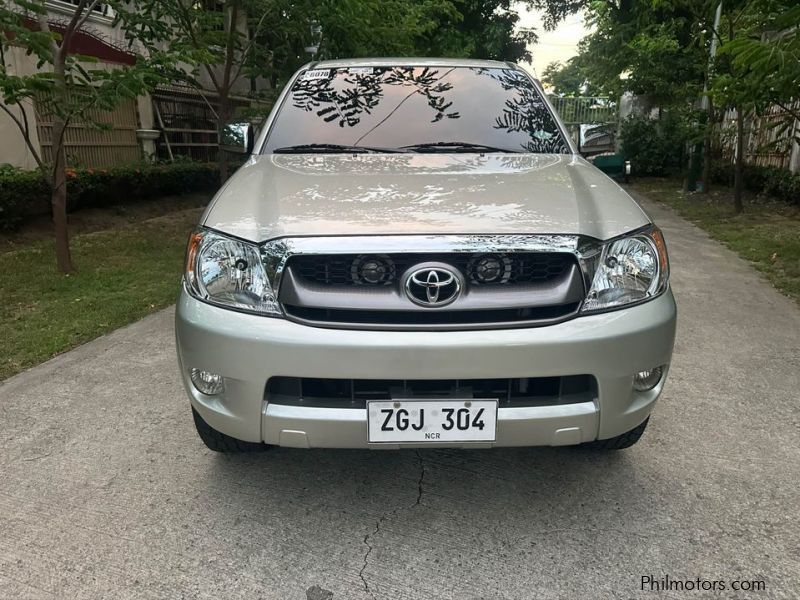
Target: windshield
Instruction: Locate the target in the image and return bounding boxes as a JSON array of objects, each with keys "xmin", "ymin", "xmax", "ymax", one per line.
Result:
[{"xmin": 261, "ymin": 66, "xmax": 570, "ymax": 154}]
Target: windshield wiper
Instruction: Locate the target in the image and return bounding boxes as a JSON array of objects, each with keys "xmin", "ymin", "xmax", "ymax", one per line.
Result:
[
  {"xmin": 399, "ymin": 141, "xmax": 520, "ymax": 154},
  {"xmin": 273, "ymin": 143, "xmax": 404, "ymax": 154}
]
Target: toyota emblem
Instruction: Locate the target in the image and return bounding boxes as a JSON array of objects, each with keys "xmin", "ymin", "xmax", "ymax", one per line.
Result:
[{"xmin": 404, "ymin": 264, "xmax": 462, "ymax": 307}]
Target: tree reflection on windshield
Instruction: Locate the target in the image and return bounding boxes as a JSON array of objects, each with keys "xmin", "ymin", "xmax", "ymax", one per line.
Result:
[
  {"xmin": 264, "ymin": 66, "xmax": 569, "ymax": 154},
  {"xmin": 484, "ymin": 69, "xmax": 570, "ymax": 154},
  {"xmin": 290, "ymin": 67, "xmax": 460, "ymax": 129}
]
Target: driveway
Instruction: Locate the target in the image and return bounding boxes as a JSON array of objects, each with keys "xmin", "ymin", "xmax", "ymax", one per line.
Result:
[{"xmin": 1, "ymin": 193, "xmax": 798, "ymax": 600}]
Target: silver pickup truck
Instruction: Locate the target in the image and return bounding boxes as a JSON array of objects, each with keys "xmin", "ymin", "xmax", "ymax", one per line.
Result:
[{"xmin": 175, "ymin": 58, "xmax": 677, "ymax": 453}]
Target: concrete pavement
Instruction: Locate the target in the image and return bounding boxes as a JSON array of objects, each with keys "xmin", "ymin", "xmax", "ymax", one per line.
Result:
[{"xmin": 1, "ymin": 193, "xmax": 798, "ymax": 599}]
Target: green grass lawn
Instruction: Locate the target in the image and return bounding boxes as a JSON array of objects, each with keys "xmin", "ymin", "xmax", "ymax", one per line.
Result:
[
  {"xmin": 1, "ymin": 207, "xmax": 204, "ymax": 380},
  {"xmin": 631, "ymin": 177, "xmax": 800, "ymax": 304}
]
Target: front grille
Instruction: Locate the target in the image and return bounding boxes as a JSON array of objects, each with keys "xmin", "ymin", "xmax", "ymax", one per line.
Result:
[
  {"xmin": 266, "ymin": 375, "xmax": 596, "ymax": 409},
  {"xmin": 278, "ymin": 250, "xmax": 585, "ymax": 330},
  {"xmin": 289, "ymin": 252, "xmax": 572, "ymax": 287}
]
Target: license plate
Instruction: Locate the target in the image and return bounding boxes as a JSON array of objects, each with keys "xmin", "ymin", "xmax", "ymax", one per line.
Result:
[{"xmin": 367, "ymin": 399, "xmax": 498, "ymax": 443}]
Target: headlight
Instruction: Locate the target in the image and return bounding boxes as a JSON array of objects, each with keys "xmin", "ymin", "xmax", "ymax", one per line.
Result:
[
  {"xmin": 581, "ymin": 226, "xmax": 669, "ymax": 312},
  {"xmin": 184, "ymin": 229, "xmax": 281, "ymax": 316}
]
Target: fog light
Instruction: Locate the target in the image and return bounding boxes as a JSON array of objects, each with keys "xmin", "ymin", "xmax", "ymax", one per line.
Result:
[
  {"xmin": 633, "ymin": 366, "xmax": 663, "ymax": 392},
  {"xmin": 190, "ymin": 368, "xmax": 224, "ymax": 395}
]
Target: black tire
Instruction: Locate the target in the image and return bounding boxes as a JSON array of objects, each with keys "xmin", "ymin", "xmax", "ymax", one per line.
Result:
[
  {"xmin": 192, "ymin": 407, "xmax": 270, "ymax": 453},
  {"xmin": 584, "ymin": 417, "xmax": 649, "ymax": 450}
]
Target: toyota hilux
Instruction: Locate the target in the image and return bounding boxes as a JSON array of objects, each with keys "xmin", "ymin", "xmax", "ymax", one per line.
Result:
[{"xmin": 176, "ymin": 58, "xmax": 677, "ymax": 452}]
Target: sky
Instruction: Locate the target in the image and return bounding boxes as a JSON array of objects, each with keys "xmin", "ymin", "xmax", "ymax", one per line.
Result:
[{"xmin": 513, "ymin": 3, "xmax": 591, "ymax": 79}]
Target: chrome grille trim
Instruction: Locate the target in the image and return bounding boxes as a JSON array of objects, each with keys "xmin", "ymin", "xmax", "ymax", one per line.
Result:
[
  {"xmin": 262, "ymin": 234, "xmax": 603, "ymax": 302},
  {"xmin": 261, "ymin": 234, "xmax": 603, "ymax": 329}
]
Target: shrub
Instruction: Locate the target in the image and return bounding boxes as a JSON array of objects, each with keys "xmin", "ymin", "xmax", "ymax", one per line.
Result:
[
  {"xmin": 709, "ymin": 162, "xmax": 800, "ymax": 205},
  {"xmin": 0, "ymin": 165, "xmax": 50, "ymax": 230},
  {"xmin": 620, "ymin": 114, "xmax": 686, "ymax": 176},
  {"xmin": 0, "ymin": 161, "xmax": 220, "ymax": 231}
]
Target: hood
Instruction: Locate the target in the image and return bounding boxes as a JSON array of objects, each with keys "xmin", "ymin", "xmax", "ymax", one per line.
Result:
[{"xmin": 202, "ymin": 153, "xmax": 650, "ymax": 243}]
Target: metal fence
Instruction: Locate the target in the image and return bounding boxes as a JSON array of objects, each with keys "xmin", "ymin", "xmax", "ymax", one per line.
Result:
[
  {"xmin": 547, "ymin": 96, "xmax": 617, "ymax": 126},
  {"xmin": 547, "ymin": 96, "xmax": 619, "ymax": 154}
]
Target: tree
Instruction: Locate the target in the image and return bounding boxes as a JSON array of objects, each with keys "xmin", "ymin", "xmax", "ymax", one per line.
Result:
[
  {"xmin": 574, "ymin": 2, "xmax": 707, "ymax": 104},
  {"xmin": 257, "ymin": 0, "xmax": 462, "ymax": 88},
  {"xmin": 535, "ymin": 0, "xmax": 798, "ymax": 203},
  {"xmin": 534, "ymin": 1, "xmax": 715, "ymax": 188},
  {"xmin": 710, "ymin": 1, "xmax": 780, "ymax": 212},
  {"xmin": 724, "ymin": 1, "xmax": 800, "ymax": 142},
  {"xmin": 530, "ymin": 0, "xmax": 633, "ymax": 31},
  {"xmin": 541, "ymin": 57, "xmax": 598, "ymax": 96},
  {"xmin": 121, "ymin": 0, "xmax": 280, "ymax": 183},
  {"xmin": 422, "ymin": 0, "xmax": 538, "ymax": 62},
  {"xmin": 0, "ymin": 1, "xmax": 176, "ymax": 273},
  {"xmin": 259, "ymin": 0, "xmax": 540, "ymax": 91}
]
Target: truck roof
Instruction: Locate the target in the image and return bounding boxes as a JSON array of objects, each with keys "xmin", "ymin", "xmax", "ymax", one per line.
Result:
[{"xmin": 310, "ymin": 57, "xmax": 516, "ymax": 70}]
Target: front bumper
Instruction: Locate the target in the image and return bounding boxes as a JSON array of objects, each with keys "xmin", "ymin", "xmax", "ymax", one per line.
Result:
[{"xmin": 175, "ymin": 288, "xmax": 677, "ymax": 448}]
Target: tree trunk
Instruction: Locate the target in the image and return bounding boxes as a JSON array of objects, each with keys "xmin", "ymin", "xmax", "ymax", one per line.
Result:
[
  {"xmin": 686, "ymin": 143, "xmax": 702, "ymax": 192},
  {"xmin": 51, "ymin": 56, "xmax": 74, "ymax": 273},
  {"xmin": 50, "ymin": 134, "xmax": 73, "ymax": 274},
  {"xmin": 702, "ymin": 101, "xmax": 714, "ymax": 194},
  {"xmin": 734, "ymin": 106, "xmax": 745, "ymax": 214},
  {"xmin": 217, "ymin": 94, "xmax": 231, "ymax": 184}
]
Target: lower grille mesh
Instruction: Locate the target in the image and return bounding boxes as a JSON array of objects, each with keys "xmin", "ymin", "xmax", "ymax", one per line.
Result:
[{"xmin": 267, "ymin": 375, "xmax": 596, "ymax": 409}]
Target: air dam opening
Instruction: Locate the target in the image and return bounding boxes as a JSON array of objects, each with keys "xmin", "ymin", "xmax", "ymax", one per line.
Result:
[
  {"xmin": 284, "ymin": 303, "xmax": 580, "ymax": 329},
  {"xmin": 266, "ymin": 375, "xmax": 597, "ymax": 409}
]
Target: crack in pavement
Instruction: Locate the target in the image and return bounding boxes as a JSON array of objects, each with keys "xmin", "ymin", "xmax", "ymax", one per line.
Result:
[
  {"xmin": 414, "ymin": 449, "xmax": 426, "ymax": 506},
  {"xmin": 359, "ymin": 451, "xmax": 427, "ymax": 599},
  {"xmin": 358, "ymin": 513, "xmax": 385, "ymax": 600}
]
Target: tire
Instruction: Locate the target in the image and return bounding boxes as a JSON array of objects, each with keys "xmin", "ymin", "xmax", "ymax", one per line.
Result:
[
  {"xmin": 191, "ymin": 407, "xmax": 270, "ymax": 453},
  {"xmin": 583, "ymin": 417, "xmax": 649, "ymax": 450}
]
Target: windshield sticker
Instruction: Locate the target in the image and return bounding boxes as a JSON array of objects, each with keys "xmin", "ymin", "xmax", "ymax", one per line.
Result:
[
  {"xmin": 302, "ymin": 69, "xmax": 330, "ymax": 80},
  {"xmin": 348, "ymin": 67, "xmax": 374, "ymax": 76}
]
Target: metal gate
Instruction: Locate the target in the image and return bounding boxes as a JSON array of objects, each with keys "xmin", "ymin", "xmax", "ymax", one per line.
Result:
[
  {"xmin": 151, "ymin": 85, "xmax": 253, "ymax": 163},
  {"xmin": 547, "ymin": 96, "xmax": 618, "ymax": 155}
]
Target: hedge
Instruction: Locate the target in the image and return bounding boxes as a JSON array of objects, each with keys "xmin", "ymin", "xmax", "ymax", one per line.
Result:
[
  {"xmin": 0, "ymin": 161, "xmax": 220, "ymax": 231},
  {"xmin": 709, "ymin": 162, "xmax": 800, "ymax": 206},
  {"xmin": 619, "ymin": 114, "xmax": 687, "ymax": 176}
]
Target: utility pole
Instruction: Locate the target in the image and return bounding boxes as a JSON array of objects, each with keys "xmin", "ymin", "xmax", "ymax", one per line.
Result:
[{"xmin": 701, "ymin": 2, "xmax": 723, "ymax": 112}]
